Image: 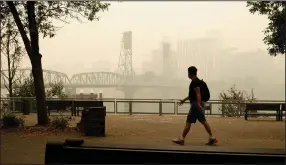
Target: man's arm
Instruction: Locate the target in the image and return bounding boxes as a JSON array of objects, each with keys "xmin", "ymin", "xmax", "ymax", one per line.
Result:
[
  {"xmin": 178, "ymin": 96, "xmax": 189, "ymax": 105},
  {"xmin": 194, "ymin": 87, "xmax": 202, "ymax": 107},
  {"xmin": 193, "ymin": 79, "xmax": 202, "ymax": 108},
  {"xmin": 182, "ymin": 96, "xmax": 189, "ymax": 102}
]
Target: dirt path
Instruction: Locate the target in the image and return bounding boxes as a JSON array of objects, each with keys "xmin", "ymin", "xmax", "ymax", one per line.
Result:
[{"xmin": 1, "ymin": 114, "xmax": 285, "ymax": 164}]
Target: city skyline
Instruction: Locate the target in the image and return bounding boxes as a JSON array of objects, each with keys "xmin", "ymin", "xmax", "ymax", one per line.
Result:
[{"xmin": 1, "ymin": 1, "xmax": 285, "ymax": 99}]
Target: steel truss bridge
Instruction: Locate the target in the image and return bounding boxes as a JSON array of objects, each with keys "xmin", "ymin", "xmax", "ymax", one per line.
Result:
[{"xmin": 0, "ymin": 69, "xmax": 186, "ymax": 89}]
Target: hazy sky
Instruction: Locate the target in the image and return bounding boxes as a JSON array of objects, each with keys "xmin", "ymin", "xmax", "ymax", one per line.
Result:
[{"xmin": 12, "ymin": 1, "xmax": 285, "ymax": 77}]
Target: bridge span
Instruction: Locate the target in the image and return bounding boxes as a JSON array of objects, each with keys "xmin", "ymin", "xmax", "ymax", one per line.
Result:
[{"xmin": 1, "ymin": 69, "xmax": 187, "ymax": 97}]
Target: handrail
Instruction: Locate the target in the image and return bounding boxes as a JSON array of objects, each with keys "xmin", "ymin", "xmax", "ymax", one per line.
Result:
[
  {"xmin": 1, "ymin": 97, "xmax": 285, "ymax": 117},
  {"xmin": 1, "ymin": 97, "xmax": 285, "ymax": 103}
]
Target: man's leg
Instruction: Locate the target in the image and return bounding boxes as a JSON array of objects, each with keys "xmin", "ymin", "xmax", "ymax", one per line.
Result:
[
  {"xmin": 182, "ymin": 122, "xmax": 191, "ymax": 139},
  {"xmin": 201, "ymin": 121, "xmax": 213, "ymax": 136},
  {"xmin": 197, "ymin": 108, "xmax": 218, "ymax": 145},
  {"xmin": 172, "ymin": 109, "xmax": 197, "ymax": 145}
]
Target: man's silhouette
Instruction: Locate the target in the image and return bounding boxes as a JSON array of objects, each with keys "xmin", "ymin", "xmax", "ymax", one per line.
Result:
[{"xmin": 172, "ymin": 66, "xmax": 218, "ymax": 145}]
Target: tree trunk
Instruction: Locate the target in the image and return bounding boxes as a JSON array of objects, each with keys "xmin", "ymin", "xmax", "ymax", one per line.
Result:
[
  {"xmin": 27, "ymin": 1, "xmax": 49, "ymax": 125},
  {"xmin": 31, "ymin": 55, "xmax": 48, "ymax": 124},
  {"xmin": 7, "ymin": 2, "xmax": 32, "ymax": 57},
  {"xmin": 6, "ymin": 28, "xmax": 13, "ymax": 97},
  {"xmin": 8, "ymin": 1, "xmax": 49, "ymax": 125},
  {"xmin": 8, "ymin": 80, "xmax": 13, "ymax": 97}
]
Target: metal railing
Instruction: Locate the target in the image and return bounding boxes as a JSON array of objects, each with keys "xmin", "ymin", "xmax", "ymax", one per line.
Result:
[{"xmin": 1, "ymin": 97, "xmax": 284, "ymax": 117}]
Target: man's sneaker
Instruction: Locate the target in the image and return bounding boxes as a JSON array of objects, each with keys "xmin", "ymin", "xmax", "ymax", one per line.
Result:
[
  {"xmin": 172, "ymin": 138, "xmax": 185, "ymax": 145},
  {"xmin": 206, "ymin": 137, "xmax": 218, "ymax": 145}
]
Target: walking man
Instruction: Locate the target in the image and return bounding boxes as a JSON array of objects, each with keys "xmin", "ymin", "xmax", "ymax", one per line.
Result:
[{"xmin": 172, "ymin": 66, "xmax": 218, "ymax": 145}]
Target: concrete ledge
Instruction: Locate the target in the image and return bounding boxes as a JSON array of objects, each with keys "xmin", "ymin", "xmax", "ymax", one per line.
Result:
[{"xmin": 45, "ymin": 139, "xmax": 285, "ymax": 164}]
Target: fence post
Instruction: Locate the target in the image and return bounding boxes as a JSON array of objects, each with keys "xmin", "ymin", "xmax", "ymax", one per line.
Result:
[
  {"xmin": 129, "ymin": 101, "xmax": 132, "ymax": 115},
  {"xmin": 280, "ymin": 104, "xmax": 283, "ymax": 121},
  {"xmin": 71, "ymin": 100, "xmax": 75, "ymax": 116},
  {"xmin": 114, "ymin": 98, "xmax": 117, "ymax": 114},
  {"xmin": 12, "ymin": 98, "xmax": 15, "ymax": 112},
  {"xmin": 175, "ymin": 100, "xmax": 177, "ymax": 115},
  {"xmin": 221, "ymin": 101, "xmax": 225, "ymax": 117},
  {"xmin": 159, "ymin": 100, "xmax": 162, "ymax": 116},
  {"xmin": 238, "ymin": 101, "xmax": 241, "ymax": 117},
  {"xmin": 174, "ymin": 100, "xmax": 177, "ymax": 115},
  {"xmin": 29, "ymin": 98, "xmax": 33, "ymax": 113}
]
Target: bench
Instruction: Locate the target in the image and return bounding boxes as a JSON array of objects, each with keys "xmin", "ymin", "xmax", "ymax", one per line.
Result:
[
  {"xmin": 46, "ymin": 100, "xmax": 73, "ymax": 116},
  {"xmin": 244, "ymin": 103, "xmax": 281, "ymax": 121},
  {"xmin": 46, "ymin": 100, "xmax": 104, "ymax": 116},
  {"xmin": 73, "ymin": 100, "xmax": 104, "ymax": 116},
  {"xmin": 204, "ymin": 103, "xmax": 212, "ymax": 115}
]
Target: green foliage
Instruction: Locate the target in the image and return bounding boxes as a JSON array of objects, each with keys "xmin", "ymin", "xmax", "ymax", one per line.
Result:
[
  {"xmin": 50, "ymin": 115, "xmax": 69, "ymax": 130},
  {"xmin": 35, "ymin": 1, "xmax": 110, "ymax": 38},
  {"xmin": 13, "ymin": 73, "xmax": 67, "ymax": 98},
  {"xmin": 1, "ymin": 1, "xmax": 110, "ymax": 39},
  {"xmin": 12, "ymin": 73, "xmax": 67, "ymax": 113},
  {"xmin": 246, "ymin": 1, "xmax": 285, "ymax": 56},
  {"xmin": 2, "ymin": 113, "xmax": 24, "ymax": 128},
  {"xmin": 46, "ymin": 82, "xmax": 67, "ymax": 99},
  {"xmin": 1, "ymin": 1, "xmax": 110, "ymax": 125},
  {"xmin": 0, "ymin": 3, "xmax": 24, "ymax": 97},
  {"xmin": 219, "ymin": 85, "xmax": 256, "ymax": 117},
  {"xmin": 13, "ymin": 74, "xmax": 35, "ymax": 97}
]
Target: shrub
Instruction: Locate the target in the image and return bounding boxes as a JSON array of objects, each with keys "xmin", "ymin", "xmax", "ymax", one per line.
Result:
[
  {"xmin": 2, "ymin": 113, "xmax": 24, "ymax": 128},
  {"xmin": 219, "ymin": 85, "xmax": 256, "ymax": 117},
  {"xmin": 50, "ymin": 115, "xmax": 69, "ymax": 130}
]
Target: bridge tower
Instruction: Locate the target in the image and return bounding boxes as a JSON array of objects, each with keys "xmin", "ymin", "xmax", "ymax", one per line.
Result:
[
  {"xmin": 117, "ymin": 31, "xmax": 136, "ymax": 99},
  {"xmin": 118, "ymin": 31, "xmax": 135, "ymax": 83}
]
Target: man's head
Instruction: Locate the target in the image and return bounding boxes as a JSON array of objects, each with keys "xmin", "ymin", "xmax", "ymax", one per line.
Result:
[{"xmin": 188, "ymin": 66, "xmax": 197, "ymax": 79}]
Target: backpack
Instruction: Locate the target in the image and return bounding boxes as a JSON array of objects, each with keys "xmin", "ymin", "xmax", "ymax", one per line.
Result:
[{"xmin": 200, "ymin": 79, "xmax": 210, "ymax": 102}]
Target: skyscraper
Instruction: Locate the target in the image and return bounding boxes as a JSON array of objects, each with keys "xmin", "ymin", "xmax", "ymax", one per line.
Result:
[
  {"xmin": 162, "ymin": 41, "xmax": 177, "ymax": 79},
  {"xmin": 162, "ymin": 42, "xmax": 171, "ymax": 78},
  {"xmin": 176, "ymin": 37, "xmax": 219, "ymax": 81}
]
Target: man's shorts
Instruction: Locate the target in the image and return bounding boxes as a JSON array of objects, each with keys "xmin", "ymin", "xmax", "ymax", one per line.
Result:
[{"xmin": 186, "ymin": 102, "xmax": 206, "ymax": 124}]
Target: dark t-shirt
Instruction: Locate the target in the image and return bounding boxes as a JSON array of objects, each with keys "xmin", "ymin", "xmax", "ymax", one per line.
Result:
[{"xmin": 189, "ymin": 78, "xmax": 201, "ymax": 102}]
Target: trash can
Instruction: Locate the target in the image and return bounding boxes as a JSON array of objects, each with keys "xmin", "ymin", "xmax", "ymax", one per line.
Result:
[
  {"xmin": 82, "ymin": 106, "xmax": 106, "ymax": 137},
  {"xmin": 22, "ymin": 99, "xmax": 30, "ymax": 115}
]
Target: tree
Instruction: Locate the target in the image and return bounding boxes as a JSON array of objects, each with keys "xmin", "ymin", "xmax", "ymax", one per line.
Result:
[
  {"xmin": 246, "ymin": 1, "xmax": 286, "ymax": 56},
  {"xmin": 46, "ymin": 82, "xmax": 67, "ymax": 99},
  {"xmin": 218, "ymin": 85, "xmax": 256, "ymax": 117},
  {"xmin": 13, "ymin": 74, "xmax": 67, "ymax": 114},
  {"xmin": 0, "ymin": 13, "xmax": 24, "ymax": 97},
  {"xmin": 13, "ymin": 74, "xmax": 35, "ymax": 97},
  {"xmin": 2, "ymin": 1, "xmax": 110, "ymax": 125},
  {"xmin": 13, "ymin": 74, "xmax": 66, "ymax": 99}
]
